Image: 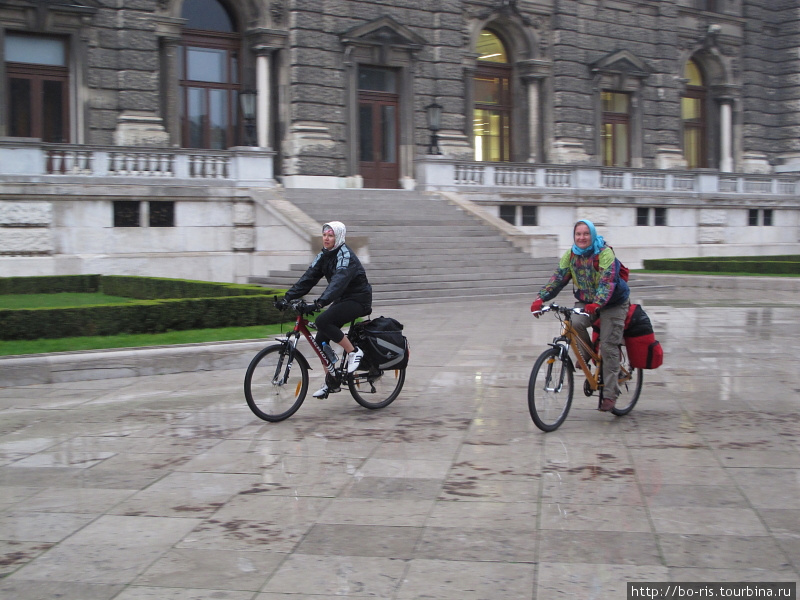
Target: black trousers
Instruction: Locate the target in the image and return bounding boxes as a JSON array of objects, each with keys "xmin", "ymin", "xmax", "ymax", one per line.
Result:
[{"xmin": 314, "ymin": 299, "xmax": 371, "ymax": 346}]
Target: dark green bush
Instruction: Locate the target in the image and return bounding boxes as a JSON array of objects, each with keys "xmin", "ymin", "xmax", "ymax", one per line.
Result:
[
  {"xmin": 643, "ymin": 256, "xmax": 800, "ymax": 274},
  {"xmin": 0, "ymin": 275, "xmax": 100, "ymax": 295},
  {"xmin": 99, "ymin": 275, "xmax": 270, "ymax": 299},
  {"xmin": 0, "ymin": 275, "xmax": 286, "ymax": 340}
]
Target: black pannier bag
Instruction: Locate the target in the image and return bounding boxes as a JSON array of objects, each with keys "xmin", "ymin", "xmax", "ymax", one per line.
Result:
[
  {"xmin": 623, "ymin": 304, "xmax": 663, "ymax": 370},
  {"xmin": 352, "ymin": 316, "xmax": 409, "ymax": 370}
]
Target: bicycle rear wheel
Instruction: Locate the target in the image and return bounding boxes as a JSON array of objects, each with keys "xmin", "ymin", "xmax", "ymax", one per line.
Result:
[
  {"xmin": 611, "ymin": 349, "xmax": 643, "ymax": 416},
  {"xmin": 244, "ymin": 345, "xmax": 308, "ymax": 422},
  {"xmin": 528, "ymin": 347, "xmax": 574, "ymax": 432},
  {"xmin": 348, "ymin": 367, "xmax": 405, "ymax": 409}
]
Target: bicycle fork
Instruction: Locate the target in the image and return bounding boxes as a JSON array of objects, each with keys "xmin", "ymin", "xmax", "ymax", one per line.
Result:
[
  {"xmin": 544, "ymin": 344, "xmax": 569, "ymax": 393},
  {"xmin": 272, "ymin": 339, "xmax": 297, "ymax": 386}
]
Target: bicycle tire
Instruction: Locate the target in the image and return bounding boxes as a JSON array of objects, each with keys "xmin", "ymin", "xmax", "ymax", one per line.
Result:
[
  {"xmin": 347, "ymin": 367, "xmax": 405, "ymax": 409},
  {"xmin": 611, "ymin": 354, "xmax": 643, "ymax": 416},
  {"xmin": 244, "ymin": 345, "xmax": 308, "ymax": 422},
  {"xmin": 528, "ymin": 347, "xmax": 574, "ymax": 432}
]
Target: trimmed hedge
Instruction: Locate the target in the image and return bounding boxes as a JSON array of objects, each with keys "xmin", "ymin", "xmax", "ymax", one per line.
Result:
[
  {"xmin": 643, "ymin": 256, "xmax": 800, "ymax": 275},
  {"xmin": 0, "ymin": 275, "xmax": 287, "ymax": 341},
  {"xmin": 0, "ymin": 274, "xmax": 100, "ymax": 295},
  {"xmin": 99, "ymin": 275, "xmax": 272, "ymax": 299}
]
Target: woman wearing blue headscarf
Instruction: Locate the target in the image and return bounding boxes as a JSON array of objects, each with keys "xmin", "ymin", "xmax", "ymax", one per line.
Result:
[{"xmin": 530, "ymin": 220, "xmax": 630, "ymax": 411}]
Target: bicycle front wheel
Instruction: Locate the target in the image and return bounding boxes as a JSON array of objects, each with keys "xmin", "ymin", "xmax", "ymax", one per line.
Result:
[
  {"xmin": 244, "ymin": 345, "xmax": 308, "ymax": 422},
  {"xmin": 528, "ymin": 347, "xmax": 574, "ymax": 432},
  {"xmin": 348, "ymin": 367, "xmax": 405, "ymax": 409}
]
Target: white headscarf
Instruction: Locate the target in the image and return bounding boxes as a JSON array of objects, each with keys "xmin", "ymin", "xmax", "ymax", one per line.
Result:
[{"xmin": 322, "ymin": 221, "xmax": 346, "ymax": 250}]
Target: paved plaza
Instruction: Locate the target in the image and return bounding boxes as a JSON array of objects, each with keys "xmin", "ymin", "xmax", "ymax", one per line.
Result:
[{"xmin": 0, "ymin": 279, "xmax": 798, "ymax": 599}]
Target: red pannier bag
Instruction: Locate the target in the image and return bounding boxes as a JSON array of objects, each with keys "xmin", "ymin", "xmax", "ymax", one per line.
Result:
[
  {"xmin": 592, "ymin": 304, "xmax": 663, "ymax": 369},
  {"xmin": 623, "ymin": 304, "xmax": 663, "ymax": 369}
]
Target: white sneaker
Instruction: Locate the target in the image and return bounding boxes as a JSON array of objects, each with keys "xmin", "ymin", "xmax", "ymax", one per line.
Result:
[
  {"xmin": 347, "ymin": 347, "xmax": 364, "ymax": 373},
  {"xmin": 312, "ymin": 384, "xmax": 328, "ymax": 398}
]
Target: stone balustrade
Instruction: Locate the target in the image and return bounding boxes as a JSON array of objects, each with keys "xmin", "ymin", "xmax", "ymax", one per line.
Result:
[
  {"xmin": 0, "ymin": 140, "xmax": 275, "ymax": 183},
  {"xmin": 416, "ymin": 157, "xmax": 800, "ymax": 197}
]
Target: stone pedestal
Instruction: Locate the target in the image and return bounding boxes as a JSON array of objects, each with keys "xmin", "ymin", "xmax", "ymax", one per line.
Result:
[{"xmin": 113, "ymin": 112, "xmax": 170, "ymax": 147}]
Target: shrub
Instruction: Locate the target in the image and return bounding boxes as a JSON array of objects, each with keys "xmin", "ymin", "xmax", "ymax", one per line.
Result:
[
  {"xmin": 643, "ymin": 256, "xmax": 800, "ymax": 275},
  {"xmin": 0, "ymin": 275, "xmax": 287, "ymax": 340},
  {"xmin": 0, "ymin": 274, "xmax": 100, "ymax": 295}
]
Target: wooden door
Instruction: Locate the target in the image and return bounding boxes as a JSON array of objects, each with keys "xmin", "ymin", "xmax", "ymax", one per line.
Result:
[{"xmin": 359, "ymin": 90, "xmax": 399, "ymax": 189}]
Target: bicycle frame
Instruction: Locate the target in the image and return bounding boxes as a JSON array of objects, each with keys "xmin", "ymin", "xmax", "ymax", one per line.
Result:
[
  {"xmin": 557, "ymin": 317, "xmax": 602, "ymax": 392},
  {"xmin": 545, "ymin": 305, "xmax": 634, "ymax": 395},
  {"xmin": 281, "ymin": 310, "xmax": 338, "ymax": 379}
]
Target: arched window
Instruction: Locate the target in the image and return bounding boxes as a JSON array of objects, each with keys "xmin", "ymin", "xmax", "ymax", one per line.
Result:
[
  {"xmin": 473, "ymin": 30, "xmax": 512, "ymax": 162},
  {"xmin": 682, "ymin": 59, "xmax": 707, "ymax": 169},
  {"xmin": 180, "ymin": 0, "xmax": 241, "ymax": 149}
]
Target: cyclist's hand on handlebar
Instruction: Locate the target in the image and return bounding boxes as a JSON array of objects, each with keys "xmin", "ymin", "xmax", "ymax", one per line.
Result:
[
  {"xmin": 584, "ymin": 303, "xmax": 599, "ymax": 316},
  {"xmin": 274, "ymin": 298, "xmax": 289, "ymax": 310},
  {"xmin": 530, "ymin": 298, "xmax": 543, "ymax": 318},
  {"xmin": 303, "ymin": 300, "xmax": 322, "ymax": 315}
]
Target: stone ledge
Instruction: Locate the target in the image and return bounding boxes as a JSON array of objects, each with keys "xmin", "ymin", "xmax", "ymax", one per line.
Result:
[{"xmin": 0, "ymin": 339, "xmax": 269, "ymax": 387}]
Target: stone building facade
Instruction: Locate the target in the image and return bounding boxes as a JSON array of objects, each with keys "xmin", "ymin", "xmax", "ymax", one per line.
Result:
[{"xmin": 0, "ymin": 0, "xmax": 798, "ymax": 280}]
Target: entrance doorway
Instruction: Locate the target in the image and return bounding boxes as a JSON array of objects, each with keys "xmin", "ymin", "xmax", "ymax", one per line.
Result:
[{"xmin": 358, "ymin": 67, "xmax": 399, "ymax": 189}]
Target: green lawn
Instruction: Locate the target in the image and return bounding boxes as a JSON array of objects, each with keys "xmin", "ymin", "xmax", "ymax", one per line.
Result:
[
  {"xmin": 0, "ymin": 322, "xmax": 295, "ymax": 356},
  {"xmin": 0, "ymin": 292, "xmax": 136, "ymax": 309}
]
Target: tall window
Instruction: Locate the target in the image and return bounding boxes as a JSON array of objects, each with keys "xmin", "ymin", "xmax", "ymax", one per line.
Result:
[
  {"xmin": 601, "ymin": 91, "xmax": 630, "ymax": 167},
  {"xmin": 5, "ymin": 34, "xmax": 69, "ymax": 142},
  {"xmin": 180, "ymin": 0, "xmax": 241, "ymax": 149},
  {"xmin": 696, "ymin": 0, "xmax": 719, "ymax": 11},
  {"xmin": 682, "ymin": 59, "xmax": 707, "ymax": 169},
  {"xmin": 474, "ymin": 30, "xmax": 512, "ymax": 162}
]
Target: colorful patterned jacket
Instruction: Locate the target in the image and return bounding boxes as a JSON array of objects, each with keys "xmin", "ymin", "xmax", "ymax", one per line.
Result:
[{"xmin": 536, "ymin": 245, "xmax": 630, "ymax": 308}]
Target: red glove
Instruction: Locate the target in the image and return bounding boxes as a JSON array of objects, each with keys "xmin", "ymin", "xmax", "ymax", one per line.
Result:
[
  {"xmin": 584, "ymin": 303, "xmax": 599, "ymax": 315},
  {"xmin": 530, "ymin": 298, "xmax": 543, "ymax": 317}
]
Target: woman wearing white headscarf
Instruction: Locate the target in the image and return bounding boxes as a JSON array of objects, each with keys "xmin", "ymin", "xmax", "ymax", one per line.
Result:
[
  {"xmin": 530, "ymin": 219, "xmax": 630, "ymax": 411},
  {"xmin": 283, "ymin": 221, "xmax": 372, "ymax": 397}
]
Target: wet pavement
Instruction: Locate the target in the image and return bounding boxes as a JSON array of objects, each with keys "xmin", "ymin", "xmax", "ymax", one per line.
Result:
[{"xmin": 1, "ymin": 280, "xmax": 799, "ymax": 599}]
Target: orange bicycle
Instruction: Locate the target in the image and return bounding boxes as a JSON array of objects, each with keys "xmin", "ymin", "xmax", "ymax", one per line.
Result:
[{"xmin": 528, "ymin": 303, "xmax": 642, "ymax": 432}]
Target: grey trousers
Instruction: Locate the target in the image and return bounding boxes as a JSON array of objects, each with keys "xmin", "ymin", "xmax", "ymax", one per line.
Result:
[{"xmin": 572, "ymin": 299, "xmax": 630, "ymax": 400}]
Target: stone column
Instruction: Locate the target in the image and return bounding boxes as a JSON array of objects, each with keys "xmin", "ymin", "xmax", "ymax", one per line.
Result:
[
  {"xmin": 518, "ymin": 60, "xmax": 552, "ymax": 164},
  {"xmin": 719, "ymin": 100, "xmax": 733, "ymax": 172},
  {"xmin": 525, "ymin": 76, "xmax": 541, "ymax": 163},
  {"xmin": 256, "ymin": 51, "xmax": 271, "ymax": 149}
]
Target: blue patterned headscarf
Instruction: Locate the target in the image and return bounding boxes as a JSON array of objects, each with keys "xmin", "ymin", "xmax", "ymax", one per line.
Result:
[{"xmin": 572, "ymin": 219, "xmax": 605, "ymax": 256}]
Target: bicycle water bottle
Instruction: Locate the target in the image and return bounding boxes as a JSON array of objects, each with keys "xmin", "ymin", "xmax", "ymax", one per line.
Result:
[{"xmin": 321, "ymin": 342, "xmax": 338, "ymax": 364}]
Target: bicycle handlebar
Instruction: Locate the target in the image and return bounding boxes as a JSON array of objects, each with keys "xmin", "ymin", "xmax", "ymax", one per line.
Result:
[
  {"xmin": 273, "ymin": 296, "xmax": 320, "ymax": 315},
  {"xmin": 532, "ymin": 303, "xmax": 590, "ymax": 318}
]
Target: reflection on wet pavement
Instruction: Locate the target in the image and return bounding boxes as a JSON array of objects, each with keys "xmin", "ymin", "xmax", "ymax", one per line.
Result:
[{"xmin": 0, "ymin": 285, "xmax": 798, "ymax": 599}]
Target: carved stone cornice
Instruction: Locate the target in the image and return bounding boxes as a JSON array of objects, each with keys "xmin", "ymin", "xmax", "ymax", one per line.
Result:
[
  {"xmin": 247, "ymin": 27, "xmax": 288, "ymax": 52},
  {"xmin": 518, "ymin": 58, "xmax": 552, "ymax": 80}
]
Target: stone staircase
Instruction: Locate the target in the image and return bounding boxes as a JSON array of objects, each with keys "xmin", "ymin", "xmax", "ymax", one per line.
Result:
[{"xmin": 249, "ymin": 189, "xmax": 559, "ymax": 304}]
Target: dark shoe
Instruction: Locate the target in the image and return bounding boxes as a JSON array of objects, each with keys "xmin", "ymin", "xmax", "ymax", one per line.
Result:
[{"xmin": 599, "ymin": 397, "xmax": 616, "ymax": 412}]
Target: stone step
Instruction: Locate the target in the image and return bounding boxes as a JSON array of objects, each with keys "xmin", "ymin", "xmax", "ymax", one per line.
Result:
[{"xmin": 255, "ymin": 188, "xmax": 559, "ymax": 302}]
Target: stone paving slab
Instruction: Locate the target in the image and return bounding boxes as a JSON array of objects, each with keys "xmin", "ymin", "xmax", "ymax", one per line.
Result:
[{"xmin": 0, "ymin": 282, "xmax": 798, "ymax": 599}]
